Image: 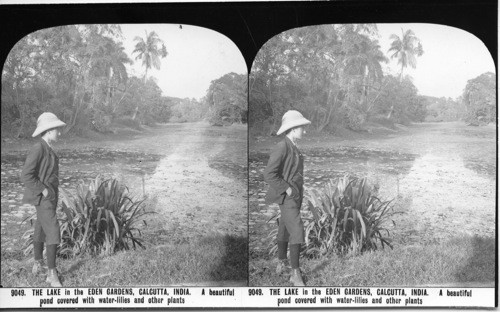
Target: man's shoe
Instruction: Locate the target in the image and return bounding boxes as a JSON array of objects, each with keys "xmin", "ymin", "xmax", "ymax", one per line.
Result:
[
  {"xmin": 46, "ymin": 269, "xmax": 62, "ymax": 287},
  {"xmin": 290, "ymin": 268, "xmax": 305, "ymax": 286},
  {"xmin": 276, "ymin": 259, "xmax": 291, "ymax": 275},
  {"xmin": 32, "ymin": 260, "xmax": 48, "ymax": 276}
]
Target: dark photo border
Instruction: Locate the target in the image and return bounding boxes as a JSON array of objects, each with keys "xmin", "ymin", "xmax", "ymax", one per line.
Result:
[
  {"xmin": 0, "ymin": 1, "xmax": 497, "ymax": 72},
  {"xmin": 0, "ymin": 0, "xmax": 497, "ymax": 308}
]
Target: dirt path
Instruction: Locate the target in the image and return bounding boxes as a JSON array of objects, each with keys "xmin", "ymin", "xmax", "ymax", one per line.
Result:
[
  {"xmin": 372, "ymin": 122, "xmax": 496, "ymax": 244},
  {"xmin": 142, "ymin": 122, "xmax": 247, "ymax": 241}
]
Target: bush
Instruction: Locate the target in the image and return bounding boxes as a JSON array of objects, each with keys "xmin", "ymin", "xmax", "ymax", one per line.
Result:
[
  {"xmin": 368, "ymin": 115, "xmax": 396, "ymax": 129},
  {"xmin": 91, "ymin": 110, "xmax": 112, "ymax": 133},
  {"xmin": 169, "ymin": 116, "xmax": 188, "ymax": 123},
  {"xmin": 141, "ymin": 115, "xmax": 156, "ymax": 126},
  {"xmin": 268, "ymin": 175, "xmax": 396, "ymax": 258},
  {"xmin": 113, "ymin": 117, "xmax": 142, "ymax": 130},
  {"xmin": 23, "ymin": 176, "xmax": 153, "ymax": 258},
  {"xmin": 342, "ymin": 106, "xmax": 365, "ymax": 131}
]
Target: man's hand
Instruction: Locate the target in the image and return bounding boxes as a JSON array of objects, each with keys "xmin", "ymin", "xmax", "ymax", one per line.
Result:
[
  {"xmin": 42, "ymin": 188, "xmax": 49, "ymax": 197},
  {"xmin": 286, "ymin": 187, "xmax": 292, "ymax": 196}
]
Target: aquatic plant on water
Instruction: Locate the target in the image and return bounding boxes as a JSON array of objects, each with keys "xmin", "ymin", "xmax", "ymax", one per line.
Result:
[
  {"xmin": 23, "ymin": 176, "xmax": 153, "ymax": 258},
  {"xmin": 268, "ymin": 175, "xmax": 396, "ymax": 258}
]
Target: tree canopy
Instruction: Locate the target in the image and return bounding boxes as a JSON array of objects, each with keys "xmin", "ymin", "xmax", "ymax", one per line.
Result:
[
  {"xmin": 1, "ymin": 25, "xmax": 244, "ymax": 138},
  {"xmin": 249, "ymin": 24, "xmax": 427, "ymax": 136},
  {"xmin": 462, "ymin": 72, "xmax": 496, "ymax": 125},
  {"xmin": 388, "ymin": 28, "xmax": 424, "ymax": 81},
  {"xmin": 206, "ymin": 72, "xmax": 247, "ymax": 125}
]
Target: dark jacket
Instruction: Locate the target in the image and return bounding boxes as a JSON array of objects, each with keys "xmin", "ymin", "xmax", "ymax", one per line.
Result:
[
  {"xmin": 21, "ymin": 139, "xmax": 58, "ymax": 205},
  {"xmin": 264, "ymin": 136, "xmax": 302, "ymax": 205}
]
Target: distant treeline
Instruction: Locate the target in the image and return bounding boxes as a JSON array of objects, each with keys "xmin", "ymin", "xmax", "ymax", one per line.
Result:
[
  {"xmin": 1, "ymin": 25, "xmax": 247, "ymax": 138},
  {"xmin": 249, "ymin": 24, "xmax": 495, "ymax": 135},
  {"xmin": 424, "ymin": 72, "xmax": 496, "ymax": 124},
  {"xmin": 1, "ymin": 24, "xmax": 494, "ymax": 138}
]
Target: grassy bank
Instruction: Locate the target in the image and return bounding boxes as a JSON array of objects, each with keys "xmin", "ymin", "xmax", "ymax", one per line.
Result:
[
  {"xmin": 1, "ymin": 234, "xmax": 247, "ymax": 287},
  {"xmin": 250, "ymin": 235, "xmax": 495, "ymax": 287}
]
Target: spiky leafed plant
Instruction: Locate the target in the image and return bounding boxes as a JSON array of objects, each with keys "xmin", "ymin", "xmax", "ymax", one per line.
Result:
[
  {"xmin": 268, "ymin": 175, "xmax": 396, "ymax": 258},
  {"xmin": 23, "ymin": 176, "xmax": 153, "ymax": 258}
]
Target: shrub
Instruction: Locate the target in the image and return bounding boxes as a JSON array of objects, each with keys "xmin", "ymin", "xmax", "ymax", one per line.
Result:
[
  {"xmin": 169, "ymin": 116, "xmax": 188, "ymax": 123},
  {"xmin": 113, "ymin": 117, "xmax": 142, "ymax": 130},
  {"xmin": 368, "ymin": 115, "xmax": 396, "ymax": 129},
  {"xmin": 339, "ymin": 106, "xmax": 366, "ymax": 131},
  {"xmin": 23, "ymin": 176, "xmax": 153, "ymax": 258},
  {"xmin": 268, "ymin": 175, "xmax": 396, "ymax": 258},
  {"xmin": 90, "ymin": 110, "xmax": 112, "ymax": 133}
]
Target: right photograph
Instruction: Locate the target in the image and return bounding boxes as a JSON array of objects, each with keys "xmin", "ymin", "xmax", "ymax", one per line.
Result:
[{"xmin": 248, "ymin": 23, "xmax": 496, "ymax": 287}]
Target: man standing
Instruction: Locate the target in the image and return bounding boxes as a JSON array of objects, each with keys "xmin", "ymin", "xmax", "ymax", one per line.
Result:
[{"xmin": 264, "ymin": 110, "xmax": 311, "ymax": 286}]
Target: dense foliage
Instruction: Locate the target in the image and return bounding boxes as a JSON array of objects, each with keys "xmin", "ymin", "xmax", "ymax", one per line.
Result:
[
  {"xmin": 23, "ymin": 176, "xmax": 151, "ymax": 258},
  {"xmin": 249, "ymin": 24, "xmax": 429, "ymax": 135},
  {"xmin": 3, "ymin": 25, "xmax": 132, "ymax": 137},
  {"xmin": 206, "ymin": 72, "xmax": 247, "ymax": 125},
  {"xmin": 423, "ymin": 72, "xmax": 496, "ymax": 124},
  {"xmin": 424, "ymin": 96, "xmax": 465, "ymax": 122},
  {"xmin": 462, "ymin": 72, "xmax": 496, "ymax": 125},
  {"xmin": 167, "ymin": 97, "xmax": 207, "ymax": 123},
  {"xmin": 1, "ymin": 25, "xmax": 245, "ymax": 138},
  {"xmin": 372, "ymin": 76, "xmax": 429, "ymax": 124}
]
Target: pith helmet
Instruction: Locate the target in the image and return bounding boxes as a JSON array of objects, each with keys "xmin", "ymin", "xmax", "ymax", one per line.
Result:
[
  {"xmin": 32, "ymin": 112, "xmax": 66, "ymax": 137},
  {"xmin": 276, "ymin": 110, "xmax": 311, "ymax": 135}
]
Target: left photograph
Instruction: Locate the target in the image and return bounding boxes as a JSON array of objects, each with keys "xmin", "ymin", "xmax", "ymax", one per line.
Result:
[{"xmin": 1, "ymin": 24, "xmax": 248, "ymax": 287}]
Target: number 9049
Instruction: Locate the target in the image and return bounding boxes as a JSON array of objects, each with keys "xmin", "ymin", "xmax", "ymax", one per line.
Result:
[
  {"xmin": 11, "ymin": 289, "xmax": 25, "ymax": 296},
  {"xmin": 248, "ymin": 289, "xmax": 263, "ymax": 296}
]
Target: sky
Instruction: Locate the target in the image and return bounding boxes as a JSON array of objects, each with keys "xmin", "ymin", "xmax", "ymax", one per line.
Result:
[
  {"xmin": 120, "ymin": 23, "xmax": 497, "ymax": 102},
  {"xmin": 376, "ymin": 23, "xmax": 496, "ymax": 99},
  {"xmin": 120, "ymin": 24, "xmax": 247, "ymax": 100},
  {"xmin": 5, "ymin": 22, "xmax": 495, "ymax": 101}
]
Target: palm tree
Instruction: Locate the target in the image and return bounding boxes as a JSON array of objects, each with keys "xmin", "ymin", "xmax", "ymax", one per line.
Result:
[
  {"xmin": 388, "ymin": 28, "xmax": 423, "ymax": 82},
  {"xmin": 133, "ymin": 30, "xmax": 168, "ymax": 82},
  {"xmin": 100, "ymin": 38, "xmax": 132, "ymax": 107},
  {"xmin": 344, "ymin": 36, "xmax": 388, "ymax": 94},
  {"xmin": 340, "ymin": 32, "xmax": 389, "ymax": 124},
  {"xmin": 132, "ymin": 31, "xmax": 168, "ymax": 119}
]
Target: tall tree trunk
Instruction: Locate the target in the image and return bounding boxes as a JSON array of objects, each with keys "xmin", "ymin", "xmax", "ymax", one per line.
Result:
[
  {"xmin": 14, "ymin": 86, "xmax": 26, "ymax": 138},
  {"xmin": 105, "ymin": 67, "xmax": 114, "ymax": 107},
  {"xmin": 133, "ymin": 68, "xmax": 148, "ymax": 121},
  {"xmin": 267, "ymin": 81, "xmax": 277, "ymax": 135},
  {"xmin": 16, "ymin": 106, "xmax": 27, "ymax": 138},
  {"xmin": 387, "ymin": 105, "xmax": 394, "ymax": 119},
  {"xmin": 366, "ymin": 82, "xmax": 386, "ymax": 116},
  {"xmin": 64, "ymin": 85, "xmax": 80, "ymax": 134},
  {"xmin": 16, "ymin": 110, "xmax": 26, "ymax": 138},
  {"xmin": 113, "ymin": 81, "xmax": 133, "ymax": 114},
  {"xmin": 317, "ymin": 81, "xmax": 336, "ymax": 132},
  {"xmin": 318, "ymin": 88, "xmax": 332, "ymax": 131},
  {"xmin": 131, "ymin": 106, "xmax": 139, "ymax": 120}
]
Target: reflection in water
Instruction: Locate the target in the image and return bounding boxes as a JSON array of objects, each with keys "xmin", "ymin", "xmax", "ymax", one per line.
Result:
[
  {"xmin": 391, "ymin": 153, "xmax": 495, "ymax": 243},
  {"xmin": 250, "ymin": 146, "xmax": 418, "ymax": 193}
]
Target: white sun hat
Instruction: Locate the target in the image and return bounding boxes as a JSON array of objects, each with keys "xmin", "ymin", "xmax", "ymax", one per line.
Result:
[
  {"xmin": 276, "ymin": 110, "xmax": 311, "ymax": 135},
  {"xmin": 32, "ymin": 112, "xmax": 67, "ymax": 137}
]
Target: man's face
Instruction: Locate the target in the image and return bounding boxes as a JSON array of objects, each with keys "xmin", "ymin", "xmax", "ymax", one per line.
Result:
[
  {"xmin": 48, "ymin": 128, "xmax": 61, "ymax": 142},
  {"xmin": 294, "ymin": 126, "xmax": 305, "ymax": 140}
]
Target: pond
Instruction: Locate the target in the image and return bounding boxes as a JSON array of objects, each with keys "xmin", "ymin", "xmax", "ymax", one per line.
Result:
[
  {"xmin": 249, "ymin": 146, "xmax": 419, "ymax": 258},
  {"xmin": 249, "ymin": 146, "xmax": 418, "ymax": 196},
  {"xmin": 1, "ymin": 148, "xmax": 163, "ymax": 256}
]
